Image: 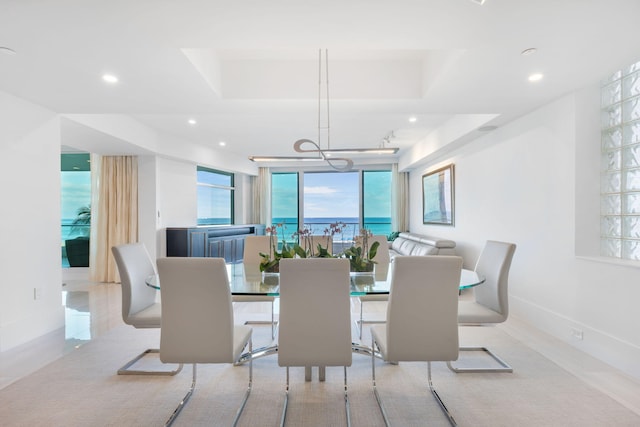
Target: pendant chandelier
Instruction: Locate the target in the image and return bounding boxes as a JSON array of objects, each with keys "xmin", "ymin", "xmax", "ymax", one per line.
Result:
[{"xmin": 249, "ymin": 49, "xmax": 398, "ymax": 171}]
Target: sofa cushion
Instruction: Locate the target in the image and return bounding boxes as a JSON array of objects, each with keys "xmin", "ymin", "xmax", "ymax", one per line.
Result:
[{"xmin": 389, "ymin": 232, "xmax": 456, "ymax": 258}]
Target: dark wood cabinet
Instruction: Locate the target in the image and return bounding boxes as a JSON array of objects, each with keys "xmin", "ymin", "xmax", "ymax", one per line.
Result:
[{"xmin": 166, "ymin": 224, "xmax": 265, "ymax": 263}]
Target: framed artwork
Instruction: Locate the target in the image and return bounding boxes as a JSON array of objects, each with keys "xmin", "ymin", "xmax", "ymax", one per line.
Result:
[{"xmin": 422, "ymin": 164, "xmax": 455, "ymax": 226}]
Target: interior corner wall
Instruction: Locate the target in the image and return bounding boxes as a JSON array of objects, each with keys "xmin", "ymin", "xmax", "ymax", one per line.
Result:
[
  {"xmin": 235, "ymin": 173, "xmax": 252, "ymax": 225},
  {"xmin": 0, "ymin": 92, "xmax": 65, "ymax": 351},
  {"xmin": 409, "ymin": 90, "xmax": 640, "ymax": 380},
  {"xmin": 137, "ymin": 155, "xmax": 159, "ymax": 258},
  {"xmin": 154, "ymin": 157, "xmax": 198, "ymax": 257}
]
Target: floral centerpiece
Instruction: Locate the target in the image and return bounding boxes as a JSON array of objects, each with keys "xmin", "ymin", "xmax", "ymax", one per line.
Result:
[
  {"xmin": 259, "ymin": 223, "xmax": 303, "ymax": 272},
  {"xmin": 294, "ymin": 223, "xmax": 341, "ymax": 258},
  {"xmin": 258, "ymin": 223, "xmax": 380, "ymax": 273},
  {"xmin": 342, "ymin": 228, "xmax": 380, "ymax": 273}
]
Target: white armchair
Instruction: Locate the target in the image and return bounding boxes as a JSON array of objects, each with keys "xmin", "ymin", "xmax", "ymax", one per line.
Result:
[
  {"xmin": 239, "ymin": 235, "xmax": 278, "ymax": 339},
  {"xmin": 111, "ymin": 243, "xmax": 182, "ymax": 376},
  {"xmin": 371, "ymin": 255, "xmax": 462, "ymax": 426},
  {"xmin": 157, "ymin": 257, "xmax": 253, "ymax": 427},
  {"xmin": 355, "ymin": 235, "xmax": 391, "ymax": 339},
  {"xmin": 447, "ymin": 240, "xmax": 517, "ymax": 373},
  {"xmin": 278, "ymin": 258, "xmax": 352, "ymax": 427}
]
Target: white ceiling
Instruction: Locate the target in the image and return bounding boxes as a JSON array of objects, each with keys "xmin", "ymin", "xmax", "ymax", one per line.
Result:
[{"xmin": 2, "ymin": 0, "xmax": 640, "ymax": 167}]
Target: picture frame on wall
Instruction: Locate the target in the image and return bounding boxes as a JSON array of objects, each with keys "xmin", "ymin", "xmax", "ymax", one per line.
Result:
[{"xmin": 422, "ymin": 164, "xmax": 455, "ymax": 226}]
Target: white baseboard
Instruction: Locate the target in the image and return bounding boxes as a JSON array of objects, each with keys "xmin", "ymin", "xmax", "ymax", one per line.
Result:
[
  {"xmin": 510, "ymin": 295, "xmax": 640, "ymax": 381},
  {"xmin": 62, "ymin": 267, "xmax": 89, "ymax": 283}
]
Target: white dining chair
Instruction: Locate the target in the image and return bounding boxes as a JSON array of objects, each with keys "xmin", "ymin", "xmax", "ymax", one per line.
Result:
[
  {"xmin": 111, "ymin": 243, "xmax": 183, "ymax": 376},
  {"xmin": 371, "ymin": 255, "xmax": 462, "ymax": 426},
  {"xmin": 447, "ymin": 240, "xmax": 517, "ymax": 373},
  {"xmin": 355, "ymin": 235, "xmax": 391, "ymax": 339},
  {"xmin": 157, "ymin": 257, "xmax": 253, "ymax": 427},
  {"xmin": 278, "ymin": 257, "xmax": 352, "ymax": 427},
  {"xmin": 239, "ymin": 235, "xmax": 278, "ymax": 339}
]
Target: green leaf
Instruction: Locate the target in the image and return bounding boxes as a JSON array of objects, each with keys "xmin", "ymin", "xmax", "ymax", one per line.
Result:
[{"xmin": 368, "ymin": 241, "xmax": 380, "ymax": 260}]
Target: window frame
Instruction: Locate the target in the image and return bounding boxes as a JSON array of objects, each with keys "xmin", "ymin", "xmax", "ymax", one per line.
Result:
[
  {"xmin": 269, "ymin": 165, "xmax": 392, "ymax": 238},
  {"xmin": 196, "ymin": 166, "xmax": 235, "ymax": 225}
]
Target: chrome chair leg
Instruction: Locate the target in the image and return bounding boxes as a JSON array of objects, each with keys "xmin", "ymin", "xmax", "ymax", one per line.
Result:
[
  {"xmin": 372, "ymin": 338, "xmax": 457, "ymax": 427},
  {"xmin": 280, "ymin": 367, "xmax": 290, "ymax": 427},
  {"xmin": 446, "ymin": 346, "xmax": 513, "ymax": 373},
  {"xmin": 428, "ymin": 362, "xmax": 457, "ymax": 426},
  {"xmin": 232, "ymin": 338, "xmax": 253, "ymax": 427},
  {"xmin": 117, "ymin": 348, "xmax": 183, "ymax": 376},
  {"xmin": 165, "ymin": 339, "xmax": 252, "ymax": 427},
  {"xmin": 282, "ymin": 365, "xmax": 350, "ymax": 427},
  {"xmin": 165, "ymin": 363, "xmax": 197, "ymax": 427},
  {"xmin": 344, "ymin": 366, "xmax": 351, "ymax": 427},
  {"xmin": 372, "ymin": 337, "xmax": 391, "ymax": 427}
]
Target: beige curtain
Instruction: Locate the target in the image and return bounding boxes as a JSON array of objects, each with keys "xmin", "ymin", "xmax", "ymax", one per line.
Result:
[
  {"xmin": 89, "ymin": 155, "xmax": 138, "ymax": 283},
  {"xmin": 391, "ymin": 163, "xmax": 409, "ymax": 232},
  {"xmin": 251, "ymin": 167, "xmax": 271, "ymax": 225}
]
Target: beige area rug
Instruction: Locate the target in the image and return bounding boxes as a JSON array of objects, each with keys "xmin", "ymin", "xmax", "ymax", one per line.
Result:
[{"xmin": 1, "ymin": 314, "xmax": 639, "ymax": 427}]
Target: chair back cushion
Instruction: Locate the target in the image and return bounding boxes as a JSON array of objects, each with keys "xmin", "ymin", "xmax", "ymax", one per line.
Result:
[
  {"xmin": 243, "ymin": 235, "xmax": 274, "ymax": 267},
  {"xmin": 473, "ymin": 241, "xmax": 517, "ymax": 317},
  {"xmin": 111, "ymin": 243, "xmax": 158, "ymax": 324},
  {"xmin": 367, "ymin": 235, "xmax": 390, "ymax": 280},
  {"xmin": 158, "ymin": 257, "xmax": 235, "ymax": 364},
  {"xmin": 385, "ymin": 256, "xmax": 462, "ymax": 362},
  {"xmin": 278, "ymin": 258, "xmax": 351, "ymax": 367}
]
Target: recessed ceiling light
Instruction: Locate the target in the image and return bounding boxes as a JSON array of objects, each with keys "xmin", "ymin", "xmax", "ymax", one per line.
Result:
[
  {"xmin": 219, "ymin": 141, "xmax": 226, "ymax": 147},
  {"xmin": 188, "ymin": 118, "xmax": 197, "ymax": 125},
  {"xmin": 0, "ymin": 46, "xmax": 16, "ymax": 55},
  {"xmin": 469, "ymin": 0, "xmax": 486, "ymax": 4},
  {"xmin": 102, "ymin": 74, "xmax": 118, "ymax": 84},
  {"xmin": 408, "ymin": 116, "xmax": 417, "ymax": 123},
  {"xmin": 528, "ymin": 73, "xmax": 544, "ymax": 82},
  {"xmin": 521, "ymin": 48, "xmax": 537, "ymax": 56}
]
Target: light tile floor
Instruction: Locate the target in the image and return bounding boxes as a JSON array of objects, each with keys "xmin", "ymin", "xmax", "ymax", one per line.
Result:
[{"xmin": 1, "ymin": 281, "xmax": 640, "ymax": 419}]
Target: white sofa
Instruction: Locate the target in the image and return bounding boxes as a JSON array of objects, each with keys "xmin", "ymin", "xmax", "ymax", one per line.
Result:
[{"xmin": 388, "ymin": 232, "xmax": 456, "ymax": 258}]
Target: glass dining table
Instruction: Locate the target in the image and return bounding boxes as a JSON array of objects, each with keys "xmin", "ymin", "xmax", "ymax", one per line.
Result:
[
  {"xmin": 146, "ymin": 260, "xmax": 485, "ymax": 367},
  {"xmin": 147, "ymin": 261, "xmax": 484, "ymax": 296}
]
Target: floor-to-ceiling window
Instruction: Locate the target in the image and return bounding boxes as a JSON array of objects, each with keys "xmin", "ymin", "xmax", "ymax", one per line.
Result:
[
  {"xmin": 61, "ymin": 153, "xmax": 91, "ymax": 267},
  {"xmin": 271, "ymin": 172, "xmax": 299, "ymax": 243},
  {"xmin": 270, "ymin": 168, "xmax": 392, "ymax": 249},
  {"xmin": 303, "ymin": 171, "xmax": 359, "ymax": 239},
  {"xmin": 197, "ymin": 166, "xmax": 234, "ymax": 225},
  {"xmin": 363, "ymin": 170, "xmax": 392, "ymax": 235}
]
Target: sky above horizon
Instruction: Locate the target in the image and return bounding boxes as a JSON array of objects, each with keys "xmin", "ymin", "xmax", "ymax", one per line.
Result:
[{"xmin": 273, "ymin": 170, "xmax": 391, "ymax": 219}]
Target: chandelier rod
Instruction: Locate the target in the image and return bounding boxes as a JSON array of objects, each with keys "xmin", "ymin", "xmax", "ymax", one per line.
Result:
[{"xmin": 317, "ymin": 48, "xmax": 331, "ymax": 151}]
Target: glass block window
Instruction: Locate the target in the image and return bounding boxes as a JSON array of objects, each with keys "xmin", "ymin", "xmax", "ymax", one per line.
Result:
[{"xmin": 601, "ymin": 59, "xmax": 640, "ymax": 259}]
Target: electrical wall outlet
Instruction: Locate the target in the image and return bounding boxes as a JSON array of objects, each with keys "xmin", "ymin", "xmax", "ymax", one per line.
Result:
[
  {"xmin": 570, "ymin": 327, "xmax": 583, "ymax": 341},
  {"xmin": 33, "ymin": 287, "xmax": 43, "ymax": 300}
]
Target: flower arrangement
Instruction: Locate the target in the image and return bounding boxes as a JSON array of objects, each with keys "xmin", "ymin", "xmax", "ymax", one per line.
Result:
[
  {"xmin": 342, "ymin": 228, "xmax": 380, "ymax": 272},
  {"xmin": 259, "ymin": 223, "xmax": 304, "ymax": 272},
  {"xmin": 295, "ymin": 220, "xmax": 345, "ymax": 258},
  {"xmin": 258, "ymin": 222, "xmax": 380, "ymax": 273},
  {"xmin": 293, "ymin": 225, "xmax": 315, "ymax": 257}
]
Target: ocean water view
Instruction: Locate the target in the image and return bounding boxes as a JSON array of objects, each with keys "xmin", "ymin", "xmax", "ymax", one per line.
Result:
[
  {"xmin": 272, "ymin": 217, "xmax": 391, "ymax": 240},
  {"xmin": 195, "ymin": 217, "xmax": 392, "ymax": 240}
]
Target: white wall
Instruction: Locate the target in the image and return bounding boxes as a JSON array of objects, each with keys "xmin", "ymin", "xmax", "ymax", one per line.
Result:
[
  {"xmin": 0, "ymin": 92, "xmax": 65, "ymax": 351},
  {"xmin": 409, "ymin": 88, "xmax": 640, "ymax": 380},
  {"xmin": 137, "ymin": 155, "xmax": 159, "ymax": 258},
  {"xmin": 154, "ymin": 157, "xmax": 198, "ymax": 257}
]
